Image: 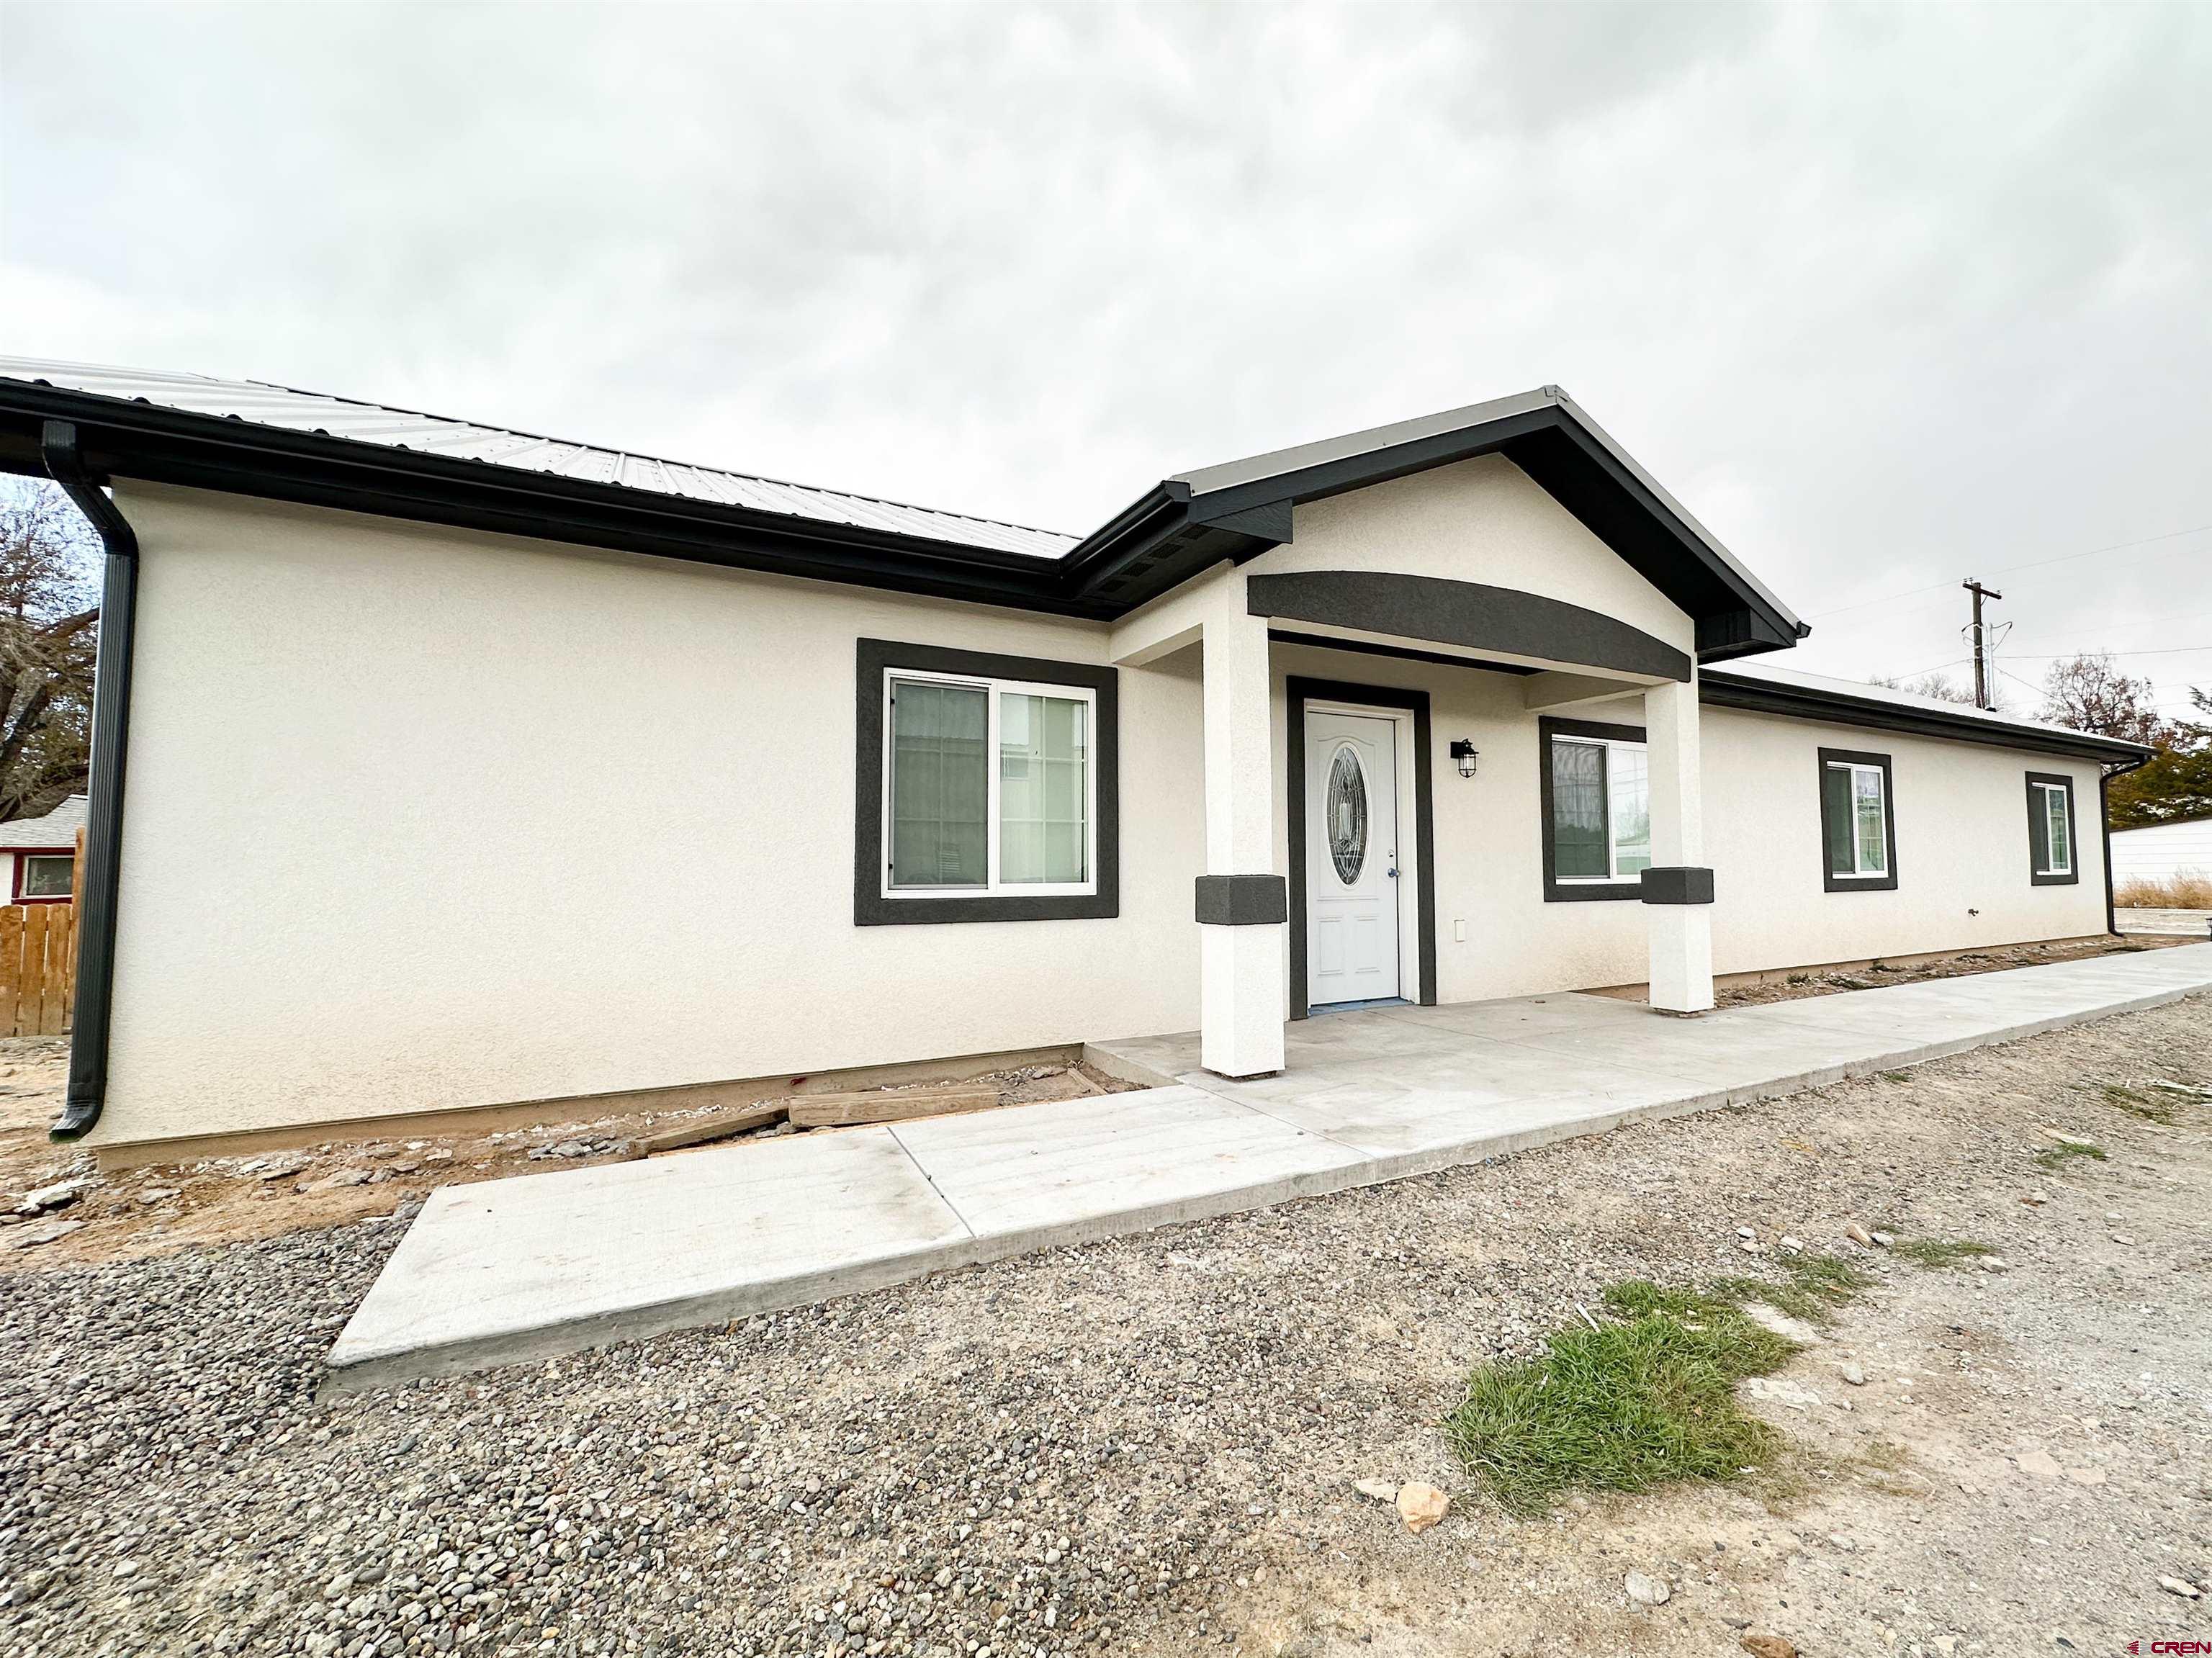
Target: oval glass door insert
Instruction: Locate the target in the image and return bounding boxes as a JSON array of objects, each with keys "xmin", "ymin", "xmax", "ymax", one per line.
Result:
[{"xmin": 1326, "ymin": 745, "xmax": 1369, "ymax": 885}]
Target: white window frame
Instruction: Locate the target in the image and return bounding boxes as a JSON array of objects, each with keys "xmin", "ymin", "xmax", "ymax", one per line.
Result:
[
  {"xmin": 2033, "ymin": 780, "xmax": 2072, "ymax": 876},
  {"xmin": 1550, "ymin": 732, "xmax": 1653, "ymax": 886},
  {"xmin": 881, "ymin": 667, "xmax": 1099, "ymax": 901},
  {"xmin": 1827, "ymin": 760, "xmax": 1891, "ymax": 880},
  {"xmin": 17, "ymin": 853, "xmax": 72, "ymax": 901}
]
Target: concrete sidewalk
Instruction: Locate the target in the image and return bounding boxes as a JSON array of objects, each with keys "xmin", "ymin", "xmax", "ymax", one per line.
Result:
[{"xmin": 327, "ymin": 943, "xmax": 2212, "ymax": 1391}]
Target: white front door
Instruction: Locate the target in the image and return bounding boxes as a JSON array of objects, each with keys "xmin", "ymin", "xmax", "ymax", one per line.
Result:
[{"xmin": 1305, "ymin": 708, "xmax": 1401, "ymax": 1007}]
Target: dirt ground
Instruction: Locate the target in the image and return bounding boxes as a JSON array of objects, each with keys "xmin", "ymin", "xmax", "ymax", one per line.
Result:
[
  {"xmin": 1712, "ymin": 932, "xmax": 2185, "ymax": 1006},
  {"xmin": 0, "ymin": 1049, "xmax": 1138, "ymax": 1269},
  {"xmin": 3, "ymin": 991, "xmax": 2207, "ymax": 1658}
]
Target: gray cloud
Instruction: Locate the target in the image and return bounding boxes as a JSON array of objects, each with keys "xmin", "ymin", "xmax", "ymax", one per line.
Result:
[{"xmin": 4, "ymin": 1, "xmax": 2208, "ymax": 708}]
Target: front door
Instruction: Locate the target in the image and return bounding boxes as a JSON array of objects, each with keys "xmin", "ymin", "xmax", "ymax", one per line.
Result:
[{"xmin": 1305, "ymin": 708, "xmax": 1401, "ymax": 1007}]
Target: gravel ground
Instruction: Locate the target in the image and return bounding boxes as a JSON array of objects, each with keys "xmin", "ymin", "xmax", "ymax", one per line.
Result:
[{"xmin": 4, "ymin": 996, "xmax": 2210, "ymax": 1658}]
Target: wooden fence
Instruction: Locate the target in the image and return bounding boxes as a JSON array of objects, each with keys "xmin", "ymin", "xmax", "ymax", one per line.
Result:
[{"xmin": 0, "ymin": 900, "xmax": 77, "ymax": 1037}]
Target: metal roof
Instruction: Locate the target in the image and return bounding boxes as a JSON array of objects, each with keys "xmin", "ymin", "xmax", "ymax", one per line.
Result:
[
  {"xmin": 1704, "ymin": 659, "xmax": 2150, "ymax": 760},
  {"xmin": 0, "ymin": 358, "xmax": 1078, "ymax": 562}
]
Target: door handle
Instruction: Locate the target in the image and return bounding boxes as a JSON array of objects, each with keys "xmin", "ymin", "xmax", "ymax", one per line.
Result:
[{"xmin": 1387, "ymin": 867, "xmax": 1400, "ymax": 878}]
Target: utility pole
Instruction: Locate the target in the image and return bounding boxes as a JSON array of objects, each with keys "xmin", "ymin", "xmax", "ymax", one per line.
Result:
[{"xmin": 1962, "ymin": 578, "xmax": 2003, "ymax": 710}]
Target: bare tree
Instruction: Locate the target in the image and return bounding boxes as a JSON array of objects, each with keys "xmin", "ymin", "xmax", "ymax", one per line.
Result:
[
  {"xmin": 0, "ymin": 481, "xmax": 100, "ymax": 823},
  {"xmin": 2037, "ymin": 652, "xmax": 2170, "ymax": 746},
  {"xmin": 1869, "ymin": 670, "xmax": 1982, "ymax": 707}
]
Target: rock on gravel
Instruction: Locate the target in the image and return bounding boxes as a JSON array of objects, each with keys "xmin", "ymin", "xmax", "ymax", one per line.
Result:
[
  {"xmin": 1624, "ymin": 1567, "xmax": 1671, "ymax": 1605},
  {"xmin": 4, "ymin": 1217, "xmax": 84, "ymax": 1249},
  {"xmin": 14, "ymin": 1176, "xmax": 92, "ymax": 1215},
  {"xmin": 1395, "ymin": 1484, "xmax": 1449, "ymax": 1535}
]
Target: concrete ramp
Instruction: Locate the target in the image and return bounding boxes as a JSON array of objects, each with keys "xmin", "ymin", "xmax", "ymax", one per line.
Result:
[{"xmin": 329, "ymin": 945, "xmax": 2212, "ymax": 1391}]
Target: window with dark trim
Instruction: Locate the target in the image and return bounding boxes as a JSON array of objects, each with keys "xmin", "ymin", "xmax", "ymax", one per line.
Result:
[
  {"xmin": 1818, "ymin": 747, "xmax": 1898, "ymax": 892},
  {"xmin": 854, "ymin": 639, "xmax": 1119, "ymax": 925},
  {"xmin": 1539, "ymin": 716, "xmax": 1649, "ymax": 902},
  {"xmin": 2026, "ymin": 772, "xmax": 2078, "ymax": 886}
]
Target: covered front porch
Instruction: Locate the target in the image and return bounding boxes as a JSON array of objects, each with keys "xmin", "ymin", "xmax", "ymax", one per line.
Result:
[{"xmin": 1108, "ymin": 558, "xmax": 1721, "ymax": 1081}]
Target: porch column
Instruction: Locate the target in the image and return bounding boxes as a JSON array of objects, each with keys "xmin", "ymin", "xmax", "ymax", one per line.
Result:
[
  {"xmin": 1640, "ymin": 674, "xmax": 1715, "ymax": 1014},
  {"xmin": 1197, "ymin": 602, "xmax": 1287, "ymax": 1076}
]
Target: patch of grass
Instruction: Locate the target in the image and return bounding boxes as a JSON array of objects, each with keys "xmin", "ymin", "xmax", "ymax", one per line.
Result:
[
  {"xmin": 2100, "ymin": 1083, "xmax": 2175, "ymax": 1125},
  {"xmin": 1711, "ymin": 1252, "xmax": 1871, "ymax": 1325},
  {"xmin": 1881, "ymin": 1071, "xmax": 1912, "ymax": 1083},
  {"xmin": 1446, "ymin": 1263, "xmax": 1871, "ymax": 1517},
  {"xmin": 1447, "ymin": 1296, "xmax": 1791, "ymax": 1515},
  {"xmin": 2036, "ymin": 1139, "xmax": 2107, "ymax": 1171},
  {"xmin": 1892, "ymin": 1237, "xmax": 1996, "ymax": 1269}
]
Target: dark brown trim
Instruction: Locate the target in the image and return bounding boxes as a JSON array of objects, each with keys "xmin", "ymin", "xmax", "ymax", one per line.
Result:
[
  {"xmin": 2026, "ymin": 771, "xmax": 2080, "ymax": 887},
  {"xmin": 1538, "ymin": 715, "xmax": 1647, "ymax": 903},
  {"xmin": 1250, "ymin": 570, "xmax": 1690, "ymax": 682},
  {"xmin": 1267, "ymin": 629, "xmax": 1539, "ymax": 677},
  {"xmin": 853, "ymin": 639, "xmax": 1119, "ymax": 925},
  {"xmin": 1818, "ymin": 747, "xmax": 1899, "ymax": 893},
  {"xmin": 1286, "ymin": 677, "xmax": 1436, "ymax": 1019}
]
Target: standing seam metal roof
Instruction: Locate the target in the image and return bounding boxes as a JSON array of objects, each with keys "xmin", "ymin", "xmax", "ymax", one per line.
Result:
[{"xmin": 0, "ymin": 359, "xmax": 1079, "ymax": 561}]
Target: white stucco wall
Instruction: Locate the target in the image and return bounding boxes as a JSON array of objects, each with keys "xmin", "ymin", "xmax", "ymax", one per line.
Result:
[
  {"xmin": 101, "ymin": 484, "xmax": 1207, "ymax": 1145},
  {"xmin": 97, "ymin": 478, "xmax": 2116, "ymax": 1148},
  {"xmin": 1256, "ymin": 454, "xmax": 1698, "ymax": 657},
  {"xmin": 1260, "ymin": 644, "xmax": 2109, "ymax": 1000},
  {"xmin": 1700, "ymin": 707, "xmax": 2109, "ymax": 973}
]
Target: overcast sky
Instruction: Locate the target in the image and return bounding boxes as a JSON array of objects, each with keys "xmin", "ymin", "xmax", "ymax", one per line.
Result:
[{"xmin": 4, "ymin": 3, "xmax": 2208, "ymax": 711}]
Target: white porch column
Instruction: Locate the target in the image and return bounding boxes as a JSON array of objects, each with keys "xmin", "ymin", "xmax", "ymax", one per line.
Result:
[
  {"xmin": 1198, "ymin": 598, "xmax": 1287, "ymax": 1076},
  {"xmin": 1641, "ymin": 673, "xmax": 1715, "ymax": 1014}
]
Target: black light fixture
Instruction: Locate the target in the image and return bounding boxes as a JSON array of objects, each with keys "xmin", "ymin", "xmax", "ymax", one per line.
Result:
[{"xmin": 1449, "ymin": 739, "xmax": 1480, "ymax": 779}]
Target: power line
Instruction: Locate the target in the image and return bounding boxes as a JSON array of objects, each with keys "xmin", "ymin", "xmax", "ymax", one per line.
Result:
[
  {"xmin": 1803, "ymin": 519, "xmax": 2212, "ymax": 621},
  {"xmin": 1989, "ymin": 644, "xmax": 2211, "ymax": 661}
]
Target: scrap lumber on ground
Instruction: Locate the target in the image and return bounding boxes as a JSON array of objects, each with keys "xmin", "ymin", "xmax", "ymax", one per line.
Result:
[
  {"xmin": 787, "ymin": 1084, "xmax": 1002, "ymax": 1130},
  {"xmin": 634, "ymin": 1101, "xmax": 788, "ymax": 1155}
]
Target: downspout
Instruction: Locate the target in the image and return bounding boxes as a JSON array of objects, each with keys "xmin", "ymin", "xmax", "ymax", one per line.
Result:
[
  {"xmin": 40, "ymin": 420, "xmax": 138, "ymax": 1142},
  {"xmin": 2098, "ymin": 752, "xmax": 2151, "ymax": 939}
]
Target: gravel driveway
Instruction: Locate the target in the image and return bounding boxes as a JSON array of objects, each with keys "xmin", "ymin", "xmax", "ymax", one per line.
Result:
[{"xmin": 4, "ymin": 998, "xmax": 2209, "ymax": 1658}]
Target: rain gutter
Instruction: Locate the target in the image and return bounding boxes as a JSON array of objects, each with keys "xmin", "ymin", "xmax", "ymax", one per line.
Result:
[
  {"xmin": 39, "ymin": 420, "xmax": 136, "ymax": 1142},
  {"xmin": 2100, "ymin": 751, "xmax": 2154, "ymax": 940}
]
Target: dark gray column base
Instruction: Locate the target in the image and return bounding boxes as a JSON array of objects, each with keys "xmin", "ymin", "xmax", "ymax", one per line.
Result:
[
  {"xmin": 1640, "ymin": 866, "xmax": 1715, "ymax": 906},
  {"xmin": 1195, "ymin": 874, "xmax": 1289, "ymax": 926}
]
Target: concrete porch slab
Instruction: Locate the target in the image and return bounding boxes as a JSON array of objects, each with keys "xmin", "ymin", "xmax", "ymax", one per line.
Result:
[
  {"xmin": 889, "ymin": 1086, "xmax": 1364, "ymax": 1243},
  {"xmin": 329, "ymin": 944, "xmax": 2212, "ymax": 1391},
  {"xmin": 327, "ymin": 1125, "xmax": 973, "ymax": 1389}
]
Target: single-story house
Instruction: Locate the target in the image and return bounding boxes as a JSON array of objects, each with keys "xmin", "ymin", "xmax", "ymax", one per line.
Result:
[
  {"xmin": 0, "ymin": 358, "xmax": 2151, "ymax": 1157},
  {"xmin": 2110, "ymin": 814, "xmax": 2212, "ymax": 891},
  {"xmin": 0, "ymin": 793, "xmax": 84, "ymax": 905}
]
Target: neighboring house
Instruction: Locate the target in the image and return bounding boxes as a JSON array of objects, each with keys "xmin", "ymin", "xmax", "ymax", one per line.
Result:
[
  {"xmin": 2110, "ymin": 814, "xmax": 2212, "ymax": 889},
  {"xmin": 0, "ymin": 793, "xmax": 84, "ymax": 906},
  {"xmin": 0, "ymin": 359, "xmax": 2149, "ymax": 1156}
]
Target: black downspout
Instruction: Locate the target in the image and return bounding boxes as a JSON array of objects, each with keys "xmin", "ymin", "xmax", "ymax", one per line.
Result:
[
  {"xmin": 2099, "ymin": 754, "xmax": 2151, "ymax": 939},
  {"xmin": 40, "ymin": 420, "xmax": 138, "ymax": 1143}
]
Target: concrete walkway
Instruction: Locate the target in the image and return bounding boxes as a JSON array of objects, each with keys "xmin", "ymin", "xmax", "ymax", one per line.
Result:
[{"xmin": 327, "ymin": 943, "xmax": 2212, "ymax": 1390}]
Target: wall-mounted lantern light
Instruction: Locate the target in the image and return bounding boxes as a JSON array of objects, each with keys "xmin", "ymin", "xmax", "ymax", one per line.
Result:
[{"xmin": 1449, "ymin": 739, "xmax": 1480, "ymax": 780}]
